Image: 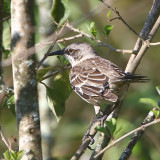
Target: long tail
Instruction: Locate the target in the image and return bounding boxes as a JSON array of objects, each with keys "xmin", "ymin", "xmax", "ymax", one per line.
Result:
[{"xmin": 122, "ymin": 73, "xmax": 150, "ymax": 83}]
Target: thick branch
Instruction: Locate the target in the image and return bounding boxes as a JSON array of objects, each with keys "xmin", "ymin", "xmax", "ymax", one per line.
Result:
[
  {"xmin": 11, "ymin": 1, "xmax": 42, "ymax": 159},
  {"xmin": 125, "ymin": 0, "xmax": 160, "ymax": 72},
  {"xmin": 126, "ymin": 15, "xmax": 160, "ymax": 73}
]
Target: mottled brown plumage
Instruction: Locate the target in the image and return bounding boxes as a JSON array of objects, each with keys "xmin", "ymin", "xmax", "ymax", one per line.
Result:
[{"xmin": 49, "ymin": 42, "xmax": 148, "ymax": 114}]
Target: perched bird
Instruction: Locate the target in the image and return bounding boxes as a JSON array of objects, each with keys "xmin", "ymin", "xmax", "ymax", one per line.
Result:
[{"xmin": 49, "ymin": 42, "xmax": 148, "ymax": 115}]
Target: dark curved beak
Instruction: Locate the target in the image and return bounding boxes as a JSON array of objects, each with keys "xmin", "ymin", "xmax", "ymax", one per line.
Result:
[{"xmin": 49, "ymin": 49, "xmax": 65, "ymax": 56}]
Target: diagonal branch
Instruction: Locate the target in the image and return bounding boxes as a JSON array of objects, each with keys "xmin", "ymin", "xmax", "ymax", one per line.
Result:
[
  {"xmin": 126, "ymin": 15, "xmax": 160, "ymax": 73},
  {"xmin": 119, "ymin": 107, "xmax": 159, "ymax": 160},
  {"xmin": 94, "ymin": 116, "xmax": 160, "ymax": 159},
  {"xmin": 125, "ymin": 0, "xmax": 160, "ymax": 72}
]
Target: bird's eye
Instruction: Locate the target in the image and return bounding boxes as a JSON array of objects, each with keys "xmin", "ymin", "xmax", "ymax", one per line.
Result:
[{"xmin": 68, "ymin": 49, "xmax": 75, "ymax": 54}]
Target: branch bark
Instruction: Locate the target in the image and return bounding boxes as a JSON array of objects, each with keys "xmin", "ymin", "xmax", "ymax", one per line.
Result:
[
  {"xmin": 11, "ymin": 1, "xmax": 42, "ymax": 160},
  {"xmin": 89, "ymin": 1, "xmax": 160, "ymax": 159},
  {"xmin": 119, "ymin": 108, "xmax": 158, "ymax": 160},
  {"xmin": 125, "ymin": 0, "xmax": 160, "ymax": 73}
]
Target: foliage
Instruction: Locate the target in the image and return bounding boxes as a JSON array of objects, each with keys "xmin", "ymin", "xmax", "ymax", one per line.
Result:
[
  {"xmin": 88, "ymin": 22, "xmax": 97, "ymax": 38},
  {"xmin": 104, "ymin": 25, "xmax": 114, "ymax": 36},
  {"xmin": 106, "ymin": 10, "xmax": 112, "ymax": 19},
  {"xmin": 36, "ymin": 67, "xmax": 53, "ymax": 82},
  {"xmin": 2, "ymin": 94, "xmax": 15, "ymax": 115},
  {"xmin": 3, "ymin": 150, "xmax": 24, "ymax": 160},
  {"xmin": 139, "ymin": 98, "xmax": 158, "ymax": 108},
  {"xmin": 51, "ymin": 0, "xmax": 70, "ymax": 25},
  {"xmin": 46, "ymin": 70, "xmax": 72, "ymax": 122},
  {"xmin": 3, "ymin": 0, "xmax": 11, "ymax": 17},
  {"xmin": 96, "ymin": 118, "xmax": 117, "ymax": 137}
]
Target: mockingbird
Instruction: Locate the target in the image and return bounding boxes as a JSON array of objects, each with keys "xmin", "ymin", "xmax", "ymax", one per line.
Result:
[{"xmin": 49, "ymin": 42, "xmax": 148, "ymax": 115}]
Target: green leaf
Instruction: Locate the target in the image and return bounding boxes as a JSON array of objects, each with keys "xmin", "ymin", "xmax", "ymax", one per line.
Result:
[
  {"xmin": 3, "ymin": 0, "xmax": 11, "ymax": 17},
  {"xmin": 16, "ymin": 150, "xmax": 24, "ymax": 160},
  {"xmin": 139, "ymin": 98, "xmax": 158, "ymax": 108},
  {"xmin": 156, "ymin": 86, "xmax": 160, "ymax": 96},
  {"xmin": 3, "ymin": 150, "xmax": 11, "ymax": 160},
  {"xmin": 95, "ymin": 126, "xmax": 110, "ymax": 137},
  {"xmin": 89, "ymin": 22, "xmax": 97, "ymax": 38},
  {"xmin": 106, "ymin": 10, "xmax": 112, "ymax": 19},
  {"xmin": 46, "ymin": 70, "xmax": 72, "ymax": 122},
  {"xmin": 105, "ymin": 118, "xmax": 117, "ymax": 136},
  {"xmin": 51, "ymin": 0, "xmax": 70, "ymax": 25},
  {"xmin": 152, "ymin": 110, "xmax": 160, "ymax": 119},
  {"xmin": 10, "ymin": 150, "xmax": 17, "ymax": 160},
  {"xmin": 36, "ymin": 67, "xmax": 53, "ymax": 82},
  {"xmin": 57, "ymin": 43, "xmax": 65, "ymax": 49},
  {"xmin": 3, "ymin": 150, "xmax": 24, "ymax": 160},
  {"xmin": 57, "ymin": 55, "xmax": 70, "ymax": 66},
  {"xmin": 114, "ymin": 125, "xmax": 124, "ymax": 137},
  {"xmin": 104, "ymin": 25, "xmax": 114, "ymax": 36},
  {"xmin": 96, "ymin": 118, "xmax": 117, "ymax": 137},
  {"xmin": 2, "ymin": 95, "xmax": 15, "ymax": 115}
]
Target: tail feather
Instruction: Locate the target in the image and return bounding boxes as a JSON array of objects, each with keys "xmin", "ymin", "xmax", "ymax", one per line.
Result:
[{"xmin": 122, "ymin": 73, "xmax": 150, "ymax": 83}]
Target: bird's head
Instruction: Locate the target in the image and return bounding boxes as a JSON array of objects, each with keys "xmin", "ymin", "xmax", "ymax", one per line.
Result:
[{"xmin": 49, "ymin": 42, "xmax": 97, "ymax": 66}]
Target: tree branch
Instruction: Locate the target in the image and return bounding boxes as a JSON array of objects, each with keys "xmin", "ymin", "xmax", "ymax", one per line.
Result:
[
  {"xmin": 126, "ymin": 15, "xmax": 160, "ymax": 73},
  {"xmin": 100, "ymin": 0, "xmax": 144, "ymax": 41},
  {"xmin": 94, "ymin": 116, "xmax": 160, "ymax": 159},
  {"xmin": 125, "ymin": 0, "xmax": 160, "ymax": 72},
  {"xmin": 119, "ymin": 107, "xmax": 159, "ymax": 160},
  {"xmin": 36, "ymin": 23, "xmax": 66, "ymax": 70},
  {"xmin": 11, "ymin": 1, "xmax": 42, "ymax": 159}
]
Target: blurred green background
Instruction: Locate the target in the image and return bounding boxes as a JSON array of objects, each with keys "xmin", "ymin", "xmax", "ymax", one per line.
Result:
[{"xmin": 0, "ymin": 0, "xmax": 160, "ymax": 159}]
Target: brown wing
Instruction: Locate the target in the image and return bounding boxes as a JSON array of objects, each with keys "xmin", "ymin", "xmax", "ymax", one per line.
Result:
[{"xmin": 70, "ymin": 66, "xmax": 118, "ymax": 105}]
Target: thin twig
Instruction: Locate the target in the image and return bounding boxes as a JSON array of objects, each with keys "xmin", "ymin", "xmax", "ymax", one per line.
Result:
[
  {"xmin": 40, "ymin": 65, "xmax": 71, "ymax": 81},
  {"xmin": 36, "ymin": 22, "xmax": 67, "ymax": 70},
  {"xmin": 94, "ymin": 118, "xmax": 160, "ymax": 159},
  {"xmin": 150, "ymin": 42, "xmax": 160, "ymax": 46},
  {"xmin": 66, "ymin": 22, "xmax": 137, "ymax": 54},
  {"xmin": 0, "ymin": 126, "xmax": 12, "ymax": 150},
  {"xmin": 100, "ymin": 0, "xmax": 144, "ymax": 42}
]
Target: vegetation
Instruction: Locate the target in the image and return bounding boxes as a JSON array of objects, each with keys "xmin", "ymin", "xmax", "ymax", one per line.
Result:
[{"xmin": 0, "ymin": 0, "xmax": 160, "ymax": 160}]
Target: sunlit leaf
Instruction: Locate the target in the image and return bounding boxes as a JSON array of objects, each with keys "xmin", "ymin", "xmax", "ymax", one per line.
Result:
[
  {"xmin": 96, "ymin": 126, "xmax": 110, "ymax": 137},
  {"xmin": 139, "ymin": 98, "xmax": 158, "ymax": 108},
  {"xmin": 104, "ymin": 25, "xmax": 114, "ymax": 36},
  {"xmin": 3, "ymin": 150, "xmax": 11, "ymax": 160},
  {"xmin": 152, "ymin": 110, "xmax": 160, "ymax": 119},
  {"xmin": 105, "ymin": 118, "xmax": 117, "ymax": 136},
  {"xmin": 57, "ymin": 43, "xmax": 65, "ymax": 49},
  {"xmin": 89, "ymin": 22, "xmax": 97, "ymax": 38},
  {"xmin": 57, "ymin": 55, "xmax": 70, "ymax": 66},
  {"xmin": 156, "ymin": 86, "xmax": 160, "ymax": 96},
  {"xmin": 10, "ymin": 150, "xmax": 17, "ymax": 159},
  {"xmin": 36, "ymin": 67, "xmax": 53, "ymax": 82},
  {"xmin": 2, "ymin": 95, "xmax": 15, "ymax": 115},
  {"xmin": 17, "ymin": 150, "xmax": 24, "ymax": 160},
  {"xmin": 51, "ymin": 0, "xmax": 70, "ymax": 25},
  {"xmin": 106, "ymin": 10, "xmax": 112, "ymax": 19},
  {"xmin": 96, "ymin": 118, "xmax": 117, "ymax": 137},
  {"xmin": 46, "ymin": 70, "xmax": 72, "ymax": 122}
]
